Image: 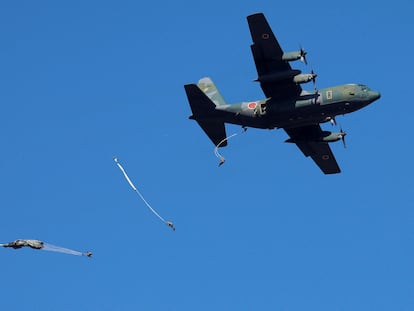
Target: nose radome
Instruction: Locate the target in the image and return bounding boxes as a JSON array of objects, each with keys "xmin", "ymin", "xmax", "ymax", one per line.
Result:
[{"xmin": 371, "ymin": 91, "xmax": 381, "ymax": 101}]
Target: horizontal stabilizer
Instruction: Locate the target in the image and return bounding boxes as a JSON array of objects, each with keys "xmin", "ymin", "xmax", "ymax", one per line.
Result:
[
  {"xmin": 196, "ymin": 120, "xmax": 227, "ymax": 147},
  {"xmin": 184, "ymin": 83, "xmax": 227, "ymax": 146},
  {"xmin": 184, "ymin": 84, "xmax": 217, "ymax": 117}
]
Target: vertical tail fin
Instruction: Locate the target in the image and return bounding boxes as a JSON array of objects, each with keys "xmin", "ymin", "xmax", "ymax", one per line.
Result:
[{"xmin": 197, "ymin": 77, "xmax": 226, "ymax": 106}]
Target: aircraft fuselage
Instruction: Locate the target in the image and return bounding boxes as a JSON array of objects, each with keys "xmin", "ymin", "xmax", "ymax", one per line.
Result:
[{"xmin": 212, "ymin": 83, "xmax": 380, "ymax": 129}]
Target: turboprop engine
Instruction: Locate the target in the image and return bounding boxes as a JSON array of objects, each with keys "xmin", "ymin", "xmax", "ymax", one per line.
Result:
[
  {"xmin": 282, "ymin": 48, "xmax": 308, "ymax": 64},
  {"xmin": 320, "ymin": 131, "xmax": 346, "ymax": 143},
  {"xmin": 285, "ymin": 130, "xmax": 347, "ymax": 147},
  {"xmin": 293, "ymin": 72, "xmax": 317, "ymax": 84},
  {"xmin": 256, "ymin": 70, "xmax": 317, "ymax": 86}
]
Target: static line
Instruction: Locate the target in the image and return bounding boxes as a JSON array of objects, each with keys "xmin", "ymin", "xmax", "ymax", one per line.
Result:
[
  {"xmin": 113, "ymin": 156, "xmax": 175, "ymax": 231},
  {"xmin": 214, "ymin": 127, "xmax": 247, "ymax": 166}
]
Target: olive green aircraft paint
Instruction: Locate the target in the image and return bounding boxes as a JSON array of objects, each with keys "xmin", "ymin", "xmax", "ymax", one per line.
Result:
[
  {"xmin": 197, "ymin": 78, "xmax": 227, "ymax": 106},
  {"xmin": 184, "ymin": 13, "xmax": 380, "ymax": 174}
]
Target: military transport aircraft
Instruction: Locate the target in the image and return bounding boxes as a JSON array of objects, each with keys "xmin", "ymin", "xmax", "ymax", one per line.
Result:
[{"xmin": 184, "ymin": 13, "xmax": 380, "ymax": 174}]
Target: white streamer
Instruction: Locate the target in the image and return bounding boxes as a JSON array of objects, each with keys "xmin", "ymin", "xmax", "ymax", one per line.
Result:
[{"xmin": 113, "ymin": 156, "xmax": 175, "ymax": 231}]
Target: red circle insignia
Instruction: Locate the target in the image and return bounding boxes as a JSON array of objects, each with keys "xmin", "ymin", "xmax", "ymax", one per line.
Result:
[{"xmin": 248, "ymin": 102, "xmax": 257, "ymax": 109}]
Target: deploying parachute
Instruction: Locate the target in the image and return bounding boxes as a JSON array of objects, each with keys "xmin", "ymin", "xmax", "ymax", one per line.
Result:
[
  {"xmin": 113, "ymin": 156, "xmax": 175, "ymax": 231},
  {"xmin": 214, "ymin": 127, "xmax": 247, "ymax": 166},
  {"xmin": 1, "ymin": 239, "xmax": 92, "ymax": 257}
]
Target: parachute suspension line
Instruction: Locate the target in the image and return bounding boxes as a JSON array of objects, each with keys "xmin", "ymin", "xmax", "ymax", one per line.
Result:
[
  {"xmin": 113, "ymin": 156, "xmax": 175, "ymax": 231},
  {"xmin": 214, "ymin": 126, "xmax": 247, "ymax": 166},
  {"xmin": 42, "ymin": 243, "xmax": 84, "ymax": 256}
]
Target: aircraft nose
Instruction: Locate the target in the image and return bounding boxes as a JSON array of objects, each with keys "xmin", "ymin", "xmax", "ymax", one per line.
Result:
[{"xmin": 370, "ymin": 90, "xmax": 381, "ymax": 101}]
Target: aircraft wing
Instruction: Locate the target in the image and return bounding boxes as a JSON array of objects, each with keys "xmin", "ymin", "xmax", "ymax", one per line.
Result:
[
  {"xmin": 284, "ymin": 125, "xmax": 341, "ymax": 174},
  {"xmin": 247, "ymin": 13, "xmax": 302, "ymax": 100}
]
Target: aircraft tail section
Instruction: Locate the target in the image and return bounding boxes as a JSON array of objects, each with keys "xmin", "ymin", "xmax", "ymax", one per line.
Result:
[
  {"xmin": 197, "ymin": 77, "xmax": 227, "ymax": 106},
  {"xmin": 184, "ymin": 81, "xmax": 228, "ymax": 147}
]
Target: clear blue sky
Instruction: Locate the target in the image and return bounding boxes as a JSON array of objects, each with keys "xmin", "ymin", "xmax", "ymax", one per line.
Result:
[{"xmin": 0, "ymin": 1, "xmax": 413, "ymax": 310}]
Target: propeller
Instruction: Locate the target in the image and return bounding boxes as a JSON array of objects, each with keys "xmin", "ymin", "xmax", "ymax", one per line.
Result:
[
  {"xmin": 311, "ymin": 69, "xmax": 317, "ymax": 89},
  {"xmin": 339, "ymin": 126, "xmax": 347, "ymax": 148},
  {"xmin": 299, "ymin": 46, "xmax": 308, "ymax": 65}
]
